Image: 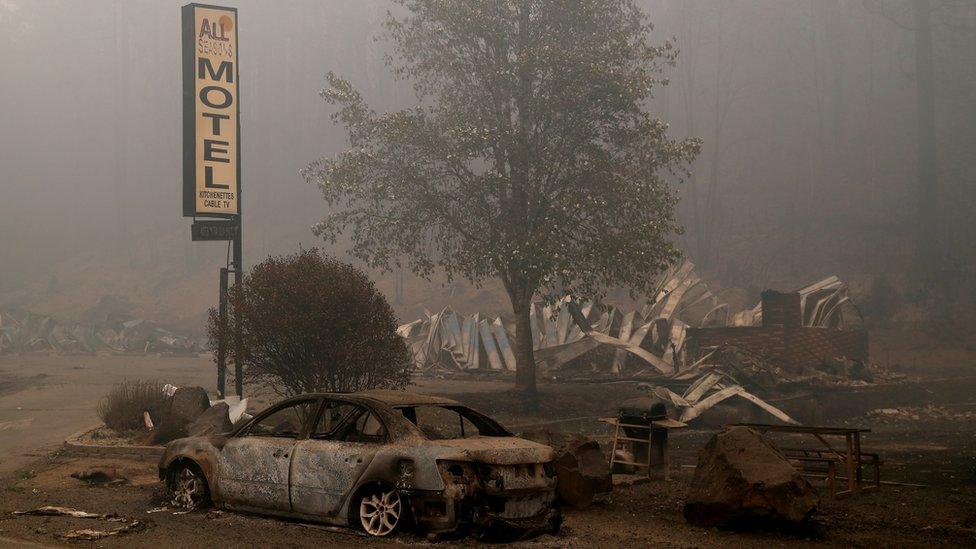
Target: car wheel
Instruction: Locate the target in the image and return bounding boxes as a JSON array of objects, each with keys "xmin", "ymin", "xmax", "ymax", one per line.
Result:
[
  {"xmin": 357, "ymin": 486, "xmax": 403, "ymax": 537},
  {"xmin": 170, "ymin": 464, "xmax": 210, "ymax": 510}
]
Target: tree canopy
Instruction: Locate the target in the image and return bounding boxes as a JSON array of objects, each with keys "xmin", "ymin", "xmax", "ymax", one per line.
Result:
[{"xmin": 304, "ymin": 0, "xmax": 699, "ymax": 393}]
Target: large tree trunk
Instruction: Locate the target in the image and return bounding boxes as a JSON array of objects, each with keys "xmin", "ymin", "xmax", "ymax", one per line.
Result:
[
  {"xmin": 913, "ymin": 0, "xmax": 939, "ymax": 281},
  {"xmin": 508, "ymin": 286, "xmax": 537, "ymax": 395}
]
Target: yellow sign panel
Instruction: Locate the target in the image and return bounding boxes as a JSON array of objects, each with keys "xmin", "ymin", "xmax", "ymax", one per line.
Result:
[{"xmin": 183, "ymin": 4, "xmax": 239, "ymax": 217}]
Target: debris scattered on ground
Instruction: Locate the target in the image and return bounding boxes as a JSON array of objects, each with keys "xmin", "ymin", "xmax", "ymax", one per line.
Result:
[
  {"xmin": 867, "ymin": 405, "xmax": 976, "ymax": 422},
  {"xmin": 683, "ymin": 426, "xmax": 819, "ymax": 528},
  {"xmin": 13, "ymin": 506, "xmax": 109, "ymax": 519},
  {"xmin": 12, "ymin": 505, "xmax": 152, "ymax": 540},
  {"xmin": 70, "ymin": 467, "xmax": 127, "ymax": 486},
  {"xmin": 0, "ymin": 308, "xmax": 201, "ymax": 355},
  {"xmin": 641, "ymin": 371, "xmax": 798, "ymax": 426},
  {"xmin": 56, "ymin": 520, "xmax": 148, "ymax": 541},
  {"xmin": 520, "ymin": 429, "xmax": 612, "ymax": 509}
]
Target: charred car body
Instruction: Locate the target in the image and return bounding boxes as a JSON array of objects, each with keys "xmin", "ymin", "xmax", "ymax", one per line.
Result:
[{"xmin": 158, "ymin": 390, "xmax": 560, "ymax": 538}]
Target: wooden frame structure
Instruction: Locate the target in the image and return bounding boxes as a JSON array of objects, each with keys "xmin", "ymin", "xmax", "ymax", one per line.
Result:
[{"xmin": 732, "ymin": 423, "xmax": 881, "ymax": 497}]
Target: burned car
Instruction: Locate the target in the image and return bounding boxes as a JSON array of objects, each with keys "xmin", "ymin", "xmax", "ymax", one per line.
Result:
[{"xmin": 158, "ymin": 390, "xmax": 560, "ymax": 538}]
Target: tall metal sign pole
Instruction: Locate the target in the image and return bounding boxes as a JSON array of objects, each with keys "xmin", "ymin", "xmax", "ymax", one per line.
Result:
[{"xmin": 182, "ymin": 3, "xmax": 243, "ymax": 398}]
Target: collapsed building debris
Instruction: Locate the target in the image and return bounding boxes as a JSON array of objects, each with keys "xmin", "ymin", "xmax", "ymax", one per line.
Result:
[
  {"xmin": 686, "ymin": 284, "xmax": 868, "ymax": 375},
  {"xmin": 398, "ymin": 262, "xmax": 869, "ymax": 391},
  {"xmin": 641, "ymin": 371, "xmax": 798, "ymax": 426},
  {"xmin": 0, "ymin": 309, "xmax": 201, "ymax": 356},
  {"xmin": 398, "ymin": 260, "xmax": 724, "ymax": 374}
]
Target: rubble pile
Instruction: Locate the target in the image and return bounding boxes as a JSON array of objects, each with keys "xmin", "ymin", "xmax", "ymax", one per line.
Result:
[
  {"xmin": 866, "ymin": 405, "xmax": 976, "ymax": 423},
  {"xmin": 397, "ymin": 262, "xmax": 865, "ymax": 381},
  {"xmin": 641, "ymin": 370, "xmax": 799, "ymax": 426},
  {"xmin": 684, "ymin": 426, "xmax": 819, "ymax": 528},
  {"xmin": 398, "ymin": 265, "xmax": 875, "ymax": 426},
  {"xmin": 397, "ymin": 260, "xmax": 726, "ymax": 374},
  {"xmin": 730, "ymin": 276, "xmax": 861, "ymax": 329},
  {"xmin": 0, "ymin": 309, "xmax": 201, "ymax": 355}
]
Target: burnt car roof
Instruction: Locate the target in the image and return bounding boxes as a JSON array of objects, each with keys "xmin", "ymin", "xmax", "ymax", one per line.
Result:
[
  {"xmin": 359, "ymin": 390, "xmax": 461, "ymax": 407},
  {"xmin": 276, "ymin": 390, "xmax": 461, "ymax": 408}
]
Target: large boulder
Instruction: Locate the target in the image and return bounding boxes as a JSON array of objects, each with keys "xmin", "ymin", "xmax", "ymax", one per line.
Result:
[
  {"xmin": 520, "ymin": 429, "xmax": 612, "ymax": 509},
  {"xmin": 146, "ymin": 410, "xmax": 189, "ymax": 445},
  {"xmin": 171, "ymin": 386, "xmax": 210, "ymax": 422},
  {"xmin": 684, "ymin": 426, "xmax": 819, "ymax": 528},
  {"xmin": 188, "ymin": 402, "xmax": 234, "ymax": 436}
]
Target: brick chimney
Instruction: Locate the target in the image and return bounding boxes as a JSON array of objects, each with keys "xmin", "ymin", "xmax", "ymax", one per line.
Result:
[{"xmin": 761, "ymin": 290, "xmax": 801, "ymax": 328}]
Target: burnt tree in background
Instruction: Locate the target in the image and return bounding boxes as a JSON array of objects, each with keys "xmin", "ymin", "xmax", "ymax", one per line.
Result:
[{"xmin": 304, "ymin": 0, "xmax": 699, "ymax": 394}]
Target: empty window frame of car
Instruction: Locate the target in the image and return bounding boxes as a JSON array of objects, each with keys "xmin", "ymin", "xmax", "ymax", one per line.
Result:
[
  {"xmin": 243, "ymin": 398, "xmax": 319, "ymax": 438},
  {"xmin": 311, "ymin": 399, "xmax": 387, "ymax": 443},
  {"xmin": 395, "ymin": 405, "xmax": 509, "ymax": 440}
]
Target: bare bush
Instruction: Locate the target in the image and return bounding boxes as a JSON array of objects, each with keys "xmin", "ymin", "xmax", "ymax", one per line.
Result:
[{"xmin": 98, "ymin": 379, "xmax": 167, "ymax": 432}]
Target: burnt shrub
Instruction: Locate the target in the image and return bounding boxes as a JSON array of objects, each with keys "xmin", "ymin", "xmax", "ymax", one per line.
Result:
[
  {"xmin": 98, "ymin": 379, "xmax": 168, "ymax": 432},
  {"xmin": 208, "ymin": 249, "xmax": 411, "ymax": 397}
]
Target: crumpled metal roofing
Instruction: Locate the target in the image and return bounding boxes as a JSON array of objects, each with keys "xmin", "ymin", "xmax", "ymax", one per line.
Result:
[
  {"xmin": 396, "ymin": 261, "xmax": 859, "ymax": 376},
  {"xmin": 397, "ymin": 260, "xmax": 724, "ymax": 374}
]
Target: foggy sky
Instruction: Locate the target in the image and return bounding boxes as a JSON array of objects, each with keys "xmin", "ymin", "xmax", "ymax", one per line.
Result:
[{"xmin": 1, "ymin": 0, "xmax": 973, "ymax": 324}]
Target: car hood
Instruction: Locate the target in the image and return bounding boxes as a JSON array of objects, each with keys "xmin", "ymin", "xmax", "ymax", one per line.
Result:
[{"xmin": 425, "ymin": 436, "xmax": 554, "ymax": 464}]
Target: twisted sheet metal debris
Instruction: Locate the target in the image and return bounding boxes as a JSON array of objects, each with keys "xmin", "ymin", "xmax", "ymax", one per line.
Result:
[
  {"xmin": 397, "ymin": 262, "xmax": 862, "ymax": 378},
  {"xmin": 398, "ymin": 260, "xmax": 722, "ymax": 374},
  {"xmin": 640, "ymin": 371, "xmax": 799, "ymax": 425},
  {"xmin": 731, "ymin": 276, "xmax": 862, "ymax": 328}
]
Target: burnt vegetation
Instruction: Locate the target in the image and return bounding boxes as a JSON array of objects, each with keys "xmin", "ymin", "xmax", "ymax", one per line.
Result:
[
  {"xmin": 97, "ymin": 379, "xmax": 167, "ymax": 433},
  {"xmin": 207, "ymin": 250, "xmax": 412, "ymax": 397}
]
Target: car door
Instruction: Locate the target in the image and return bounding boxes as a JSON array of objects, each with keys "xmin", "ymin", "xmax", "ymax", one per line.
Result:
[
  {"xmin": 290, "ymin": 400, "xmax": 387, "ymax": 518},
  {"xmin": 217, "ymin": 398, "xmax": 320, "ymax": 512}
]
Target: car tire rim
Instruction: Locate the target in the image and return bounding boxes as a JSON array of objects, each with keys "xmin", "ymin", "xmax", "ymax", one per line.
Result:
[
  {"xmin": 173, "ymin": 467, "xmax": 203, "ymax": 510},
  {"xmin": 359, "ymin": 489, "xmax": 401, "ymax": 536}
]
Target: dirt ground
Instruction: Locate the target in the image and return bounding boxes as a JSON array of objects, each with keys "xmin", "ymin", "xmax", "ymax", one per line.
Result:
[
  {"xmin": 0, "ymin": 351, "xmax": 974, "ymax": 547},
  {"xmin": 0, "ymin": 354, "xmax": 214, "ymax": 475}
]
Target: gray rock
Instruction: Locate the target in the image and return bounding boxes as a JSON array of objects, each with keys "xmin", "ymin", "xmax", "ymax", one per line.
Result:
[
  {"xmin": 171, "ymin": 386, "xmax": 210, "ymax": 422},
  {"xmin": 148, "ymin": 411, "xmax": 189, "ymax": 445},
  {"xmin": 520, "ymin": 429, "xmax": 612, "ymax": 509},
  {"xmin": 684, "ymin": 426, "xmax": 819, "ymax": 528},
  {"xmin": 188, "ymin": 402, "xmax": 234, "ymax": 436}
]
